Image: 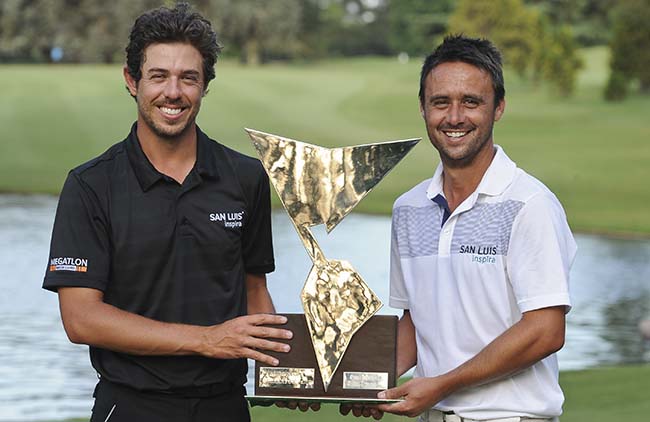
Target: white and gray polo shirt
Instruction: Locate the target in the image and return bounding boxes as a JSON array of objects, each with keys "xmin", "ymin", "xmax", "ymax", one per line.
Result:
[{"xmin": 390, "ymin": 146, "xmax": 576, "ymax": 420}]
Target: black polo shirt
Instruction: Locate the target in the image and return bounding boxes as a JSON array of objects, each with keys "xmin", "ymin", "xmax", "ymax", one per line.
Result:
[{"xmin": 43, "ymin": 123, "xmax": 275, "ymax": 392}]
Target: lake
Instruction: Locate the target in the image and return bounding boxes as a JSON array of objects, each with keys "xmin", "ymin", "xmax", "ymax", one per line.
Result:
[{"xmin": 1, "ymin": 194, "xmax": 648, "ymax": 421}]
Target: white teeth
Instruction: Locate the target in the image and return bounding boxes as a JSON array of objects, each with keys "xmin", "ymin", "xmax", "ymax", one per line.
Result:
[
  {"xmin": 161, "ymin": 107, "xmax": 182, "ymax": 115},
  {"xmin": 445, "ymin": 131, "xmax": 467, "ymax": 138}
]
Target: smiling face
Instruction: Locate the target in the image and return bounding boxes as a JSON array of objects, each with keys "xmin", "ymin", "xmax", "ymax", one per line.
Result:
[
  {"xmin": 420, "ymin": 61, "xmax": 505, "ymax": 168},
  {"xmin": 124, "ymin": 42, "xmax": 205, "ymax": 141}
]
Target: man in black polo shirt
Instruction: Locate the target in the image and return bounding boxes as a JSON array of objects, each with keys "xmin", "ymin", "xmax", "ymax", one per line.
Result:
[{"xmin": 43, "ymin": 3, "xmax": 292, "ymax": 421}]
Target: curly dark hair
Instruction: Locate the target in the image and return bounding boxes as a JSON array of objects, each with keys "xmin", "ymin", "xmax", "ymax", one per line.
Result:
[
  {"xmin": 125, "ymin": 2, "xmax": 221, "ymax": 89},
  {"xmin": 419, "ymin": 35, "xmax": 505, "ymax": 107}
]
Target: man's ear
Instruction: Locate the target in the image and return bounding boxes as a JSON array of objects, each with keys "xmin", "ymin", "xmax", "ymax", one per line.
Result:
[
  {"xmin": 494, "ymin": 98, "xmax": 506, "ymax": 122},
  {"xmin": 419, "ymin": 101, "xmax": 425, "ymax": 118},
  {"xmin": 124, "ymin": 66, "xmax": 138, "ymax": 97}
]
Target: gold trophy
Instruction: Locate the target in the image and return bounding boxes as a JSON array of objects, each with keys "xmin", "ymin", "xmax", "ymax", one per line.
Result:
[{"xmin": 245, "ymin": 129, "xmax": 419, "ymax": 404}]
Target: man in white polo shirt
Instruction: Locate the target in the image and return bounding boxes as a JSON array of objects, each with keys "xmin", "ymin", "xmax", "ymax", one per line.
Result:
[{"xmin": 374, "ymin": 35, "xmax": 577, "ymax": 422}]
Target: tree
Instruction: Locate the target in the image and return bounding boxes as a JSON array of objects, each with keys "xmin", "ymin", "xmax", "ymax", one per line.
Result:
[
  {"xmin": 604, "ymin": 70, "xmax": 627, "ymax": 101},
  {"xmin": 386, "ymin": 0, "xmax": 455, "ymax": 56},
  {"xmin": 0, "ymin": 0, "xmax": 61, "ymax": 62},
  {"xmin": 605, "ymin": 0, "xmax": 650, "ymax": 100},
  {"xmin": 448, "ymin": 0, "xmax": 539, "ymax": 77},
  {"xmin": 294, "ymin": 0, "xmax": 327, "ymax": 58},
  {"xmin": 449, "ymin": 0, "xmax": 582, "ymax": 96},
  {"xmin": 0, "ymin": 0, "xmax": 162, "ymax": 63},
  {"xmin": 543, "ymin": 25, "xmax": 583, "ymax": 96},
  {"xmin": 291, "ymin": 0, "xmax": 392, "ymax": 58},
  {"xmin": 207, "ymin": 0, "xmax": 302, "ymax": 65},
  {"xmin": 525, "ymin": 0, "xmax": 618, "ymax": 46},
  {"xmin": 71, "ymin": 0, "xmax": 162, "ymax": 63}
]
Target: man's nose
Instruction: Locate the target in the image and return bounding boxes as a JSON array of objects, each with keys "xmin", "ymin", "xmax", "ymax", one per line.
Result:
[
  {"xmin": 163, "ymin": 77, "xmax": 182, "ymax": 99},
  {"xmin": 446, "ymin": 103, "xmax": 465, "ymax": 126}
]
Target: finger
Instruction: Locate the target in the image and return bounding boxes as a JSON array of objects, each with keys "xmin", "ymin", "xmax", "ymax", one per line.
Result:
[
  {"xmin": 249, "ymin": 325, "xmax": 293, "ymax": 340},
  {"xmin": 256, "ymin": 400, "xmax": 273, "ymax": 407},
  {"xmin": 248, "ymin": 313, "xmax": 289, "ymax": 326},
  {"xmin": 298, "ymin": 402, "xmax": 309, "ymax": 412},
  {"xmin": 362, "ymin": 407, "xmax": 372, "ymax": 418},
  {"xmin": 244, "ymin": 348, "xmax": 279, "ymax": 366},
  {"xmin": 378, "ymin": 384, "xmax": 405, "ymax": 401},
  {"xmin": 376, "ymin": 403, "xmax": 391, "ymax": 413},
  {"xmin": 275, "ymin": 401, "xmax": 287, "ymax": 408},
  {"xmin": 377, "ymin": 401, "xmax": 406, "ymax": 415},
  {"xmin": 286, "ymin": 400, "xmax": 298, "ymax": 410},
  {"xmin": 340, "ymin": 404, "xmax": 352, "ymax": 415},
  {"xmin": 371, "ymin": 408, "xmax": 384, "ymax": 420},
  {"xmin": 310, "ymin": 403, "xmax": 321, "ymax": 411},
  {"xmin": 352, "ymin": 405, "xmax": 363, "ymax": 417},
  {"xmin": 247, "ymin": 337, "xmax": 291, "ymax": 353}
]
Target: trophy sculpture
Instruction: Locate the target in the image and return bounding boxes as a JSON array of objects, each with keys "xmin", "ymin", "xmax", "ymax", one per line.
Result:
[{"xmin": 245, "ymin": 129, "xmax": 419, "ymax": 404}]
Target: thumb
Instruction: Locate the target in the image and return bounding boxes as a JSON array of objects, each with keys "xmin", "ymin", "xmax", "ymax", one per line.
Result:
[{"xmin": 378, "ymin": 384, "xmax": 406, "ymax": 400}]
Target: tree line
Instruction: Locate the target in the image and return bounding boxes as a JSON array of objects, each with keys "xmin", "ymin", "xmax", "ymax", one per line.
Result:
[{"xmin": 1, "ymin": 0, "xmax": 648, "ymax": 99}]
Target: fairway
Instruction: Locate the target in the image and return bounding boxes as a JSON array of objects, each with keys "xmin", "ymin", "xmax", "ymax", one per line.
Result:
[
  {"xmin": 46, "ymin": 365, "xmax": 650, "ymax": 422},
  {"xmin": 1, "ymin": 47, "xmax": 648, "ymax": 234}
]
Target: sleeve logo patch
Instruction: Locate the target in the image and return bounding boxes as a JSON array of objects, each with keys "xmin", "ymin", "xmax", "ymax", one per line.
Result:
[{"xmin": 49, "ymin": 257, "xmax": 88, "ymax": 272}]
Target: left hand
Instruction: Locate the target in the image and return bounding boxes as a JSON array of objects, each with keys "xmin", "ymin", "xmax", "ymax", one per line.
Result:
[
  {"xmin": 377, "ymin": 377, "xmax": 447, "ymax": 418},
  {"xmin": 275, "ymin": 400, "xmax": 321, "ymax": 412}
]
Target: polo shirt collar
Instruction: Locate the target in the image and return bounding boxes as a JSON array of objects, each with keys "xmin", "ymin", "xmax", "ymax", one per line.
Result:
[
  {"xmin": 194, "ymin": 126, "xmax": 220, "ymax": 180},
  {"xmin": 125, "ymin": 123, "xmax": 220, "ymax": 191},
  {"xmin": 426, "ymin": 160, "xmax": 445, "ymax": 200},
  {"xmin": 425, "ymin": 145, "xmax": 517, "ymax": 201}
]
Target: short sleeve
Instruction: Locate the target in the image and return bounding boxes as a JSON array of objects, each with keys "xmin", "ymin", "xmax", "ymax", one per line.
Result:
[
  {"xmin": 43, "ymin": 172, "xmax": 111, "ymax": 292},
  {"xmin": 506, "ymin": 192, "xmax": 577, "ymax": 314},
  {"xmin": 389, "ymin": 207, "xmax": 409, "ymax": 310},
  {"xmin": 241, "ymin": 163, "xmax": 275, "ymax": 274}
]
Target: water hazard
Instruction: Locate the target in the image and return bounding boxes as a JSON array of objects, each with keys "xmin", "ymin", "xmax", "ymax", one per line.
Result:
[{"xmin": 1, "ymin": 195, "xmax": 648, "ymax": 421}]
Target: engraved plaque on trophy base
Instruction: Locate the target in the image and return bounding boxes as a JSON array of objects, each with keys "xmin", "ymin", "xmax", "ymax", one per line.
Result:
[{"xmin": 247, "ymin": 313, "xmax": 398, "ymax": 405}]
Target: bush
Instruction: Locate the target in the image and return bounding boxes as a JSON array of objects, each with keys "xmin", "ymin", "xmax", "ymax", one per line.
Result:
[
  {"xmin": 604, "ymin": 71, "xmax": 628, "ymax": 101},
  {"xmin": 605, "ymin": 0, "xmax": 650, "ymax": 100}
]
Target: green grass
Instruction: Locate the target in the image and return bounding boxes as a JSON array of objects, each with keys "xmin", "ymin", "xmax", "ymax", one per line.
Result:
[
  {"xmin": 1, "ymin": 47, "xmax": 649, "ymax": 234},
  {"xmin": 56, "ymin": 365, "xmax": 650, "ymax": 422},
  {"xmin": 248, "ymin": 365, "xmax": 650, "ymax": 421},
  {"xmin": 560, "ymin": 365, "xmax": 650, "ymax": 422}
]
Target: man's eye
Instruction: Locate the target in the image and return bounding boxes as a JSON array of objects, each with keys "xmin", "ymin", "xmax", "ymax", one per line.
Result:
[
  {"xmin": 464, "ymin": 99, "xmax": 479, "ymax": 107},
  {"xmin": 150, "ymin": 74, "xmax": 164, "ymax": 80},
  {"xmin": 432, "ymin": 101, "xmax": 448, "ymax": 108}
]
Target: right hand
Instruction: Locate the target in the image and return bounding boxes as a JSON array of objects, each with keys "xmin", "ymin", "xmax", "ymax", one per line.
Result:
[
  {"xmin": 377, "ymin": 377, "xmax": 443, "ymax": 418},
  {"xmin": 199, "ymin": 314, "xmax": 292, "ymax": 365}
]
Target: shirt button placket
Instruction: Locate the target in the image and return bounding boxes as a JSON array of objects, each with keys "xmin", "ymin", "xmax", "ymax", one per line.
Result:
[
  {"xmin": 176, "ymin": 196, "xmax": 191, "ymax": 236},
  {"xmin": 439, "ymin": 217, "xmax": 455, "ymax": 257}
]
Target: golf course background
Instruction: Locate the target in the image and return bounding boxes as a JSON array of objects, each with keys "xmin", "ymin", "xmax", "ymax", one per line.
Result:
[
  {"xmin": 1, "ymin": 47, "xmax": 649, "ymax": 235},
  {"xmin": 1, "ymin": 47, "xmax": 649, "ymax": 422}
]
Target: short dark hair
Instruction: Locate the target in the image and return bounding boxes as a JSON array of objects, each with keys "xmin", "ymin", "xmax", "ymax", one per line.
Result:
[
  {"xmin": 125, "ymin": 2, "xmax": 221, "ymax": 88},
  {"xmin": 419, "ymin": 35, "xmax": 505, "ymax": 107}
]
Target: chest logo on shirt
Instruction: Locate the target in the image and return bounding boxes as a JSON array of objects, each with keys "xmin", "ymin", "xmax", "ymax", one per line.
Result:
[
  {"xmin": 209, "ymin": 211, "xmax": 245, "ymax": 228},
  {"xmin": 49, "ymin": 257, "xmax": 88, "ymax": 272},
  {"xmin": 459, "ymin": 244, "xmax": 498, "ymax": 264}
]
